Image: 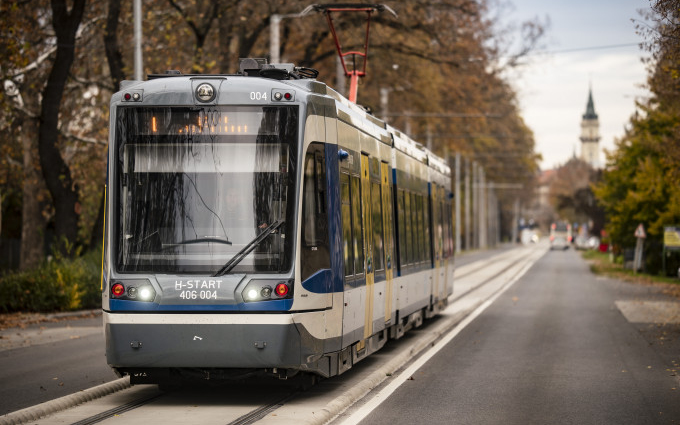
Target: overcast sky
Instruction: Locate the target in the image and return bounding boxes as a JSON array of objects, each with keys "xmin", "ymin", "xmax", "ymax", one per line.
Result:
[{"xmin": 503, "ymin": 0, "xmax": 651, "ymax": 170}]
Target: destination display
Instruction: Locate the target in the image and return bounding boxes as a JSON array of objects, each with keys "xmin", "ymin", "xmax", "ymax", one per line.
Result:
[{"xmin": 121, "ymin": 106, "xmax": 281, "ymax": 137}]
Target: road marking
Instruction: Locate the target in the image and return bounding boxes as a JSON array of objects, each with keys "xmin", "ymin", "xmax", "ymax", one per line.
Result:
[{"xmin": 338, "ymin": 248, "xmax": 542, "ymax": 425}]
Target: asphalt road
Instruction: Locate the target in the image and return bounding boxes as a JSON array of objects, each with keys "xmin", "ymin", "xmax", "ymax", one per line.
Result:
[
  {"xmin": 0, "ymin": 244, "xmax": 517, "ymax": 417},
  {"xmin": 356, "ymin": 247, "xmax": 680, "ymax": 424},
  {"xmin": 3, "ymin": 244, "xmax": 679, "ymax": 424},
  {"xmin": 0, "ymin": 313, "xmax": 118, "ymax": 415}
]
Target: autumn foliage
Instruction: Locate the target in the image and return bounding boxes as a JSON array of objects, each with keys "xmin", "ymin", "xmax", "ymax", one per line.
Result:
[
  {"xmin": 594, "ymin": 0, "xmax": 680, "ymax": 274},
  {"xmin": 1, "ymin": 0, "xmax": 542, "ymax": 274}
]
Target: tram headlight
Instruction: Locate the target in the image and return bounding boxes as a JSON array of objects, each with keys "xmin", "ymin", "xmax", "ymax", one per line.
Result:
[
  {"xmin": 138, "ymin": 286, "xmax": 155, "ymax": 301},
  {"xmin": 246, "ymin": 289, "xmax": 259, "ymax": 300},
  {"xmin": 241, "ymin": 280, "xmax": 292, "ymax": 302},
  {"xmin": 195, "ymin": 83, "xmax": 216, "ymax": 102},
  {"xmin": 110, "ymin": 279, "xmax": 156, "ymax": 302}
]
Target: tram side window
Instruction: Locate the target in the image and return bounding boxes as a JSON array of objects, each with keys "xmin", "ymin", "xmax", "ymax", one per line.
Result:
[
  {"xmin": 439, "ymin": 200, "xmax": 447, "ymax": 259},
  {"xmin": 442, "ymin": 201, "xmax": 452, "ymax": 259},
  {"xmin": 351, "ymin": 176, "xmax": 364, "ymax": 275},
  {"xmin": 301, "ymin": 143, "xmax": 330, "ymax": 281},
  {"xmin": 447, "ymin": 203, "xmax": 454, "ymax": 257},
  {"xmin": 416, "ymin": 194, "xmax": 425, "ymax": 264},
  {"xmin": 371, "ymin": 182, "xmax": 384, "ymax": 272},
  {"xmin": 341, "ymin": 173, "xmax": 353, "ymax": 277},
  {"xmin": 410, "ymin": 192, "xmax": 420, "ymax": 263}
]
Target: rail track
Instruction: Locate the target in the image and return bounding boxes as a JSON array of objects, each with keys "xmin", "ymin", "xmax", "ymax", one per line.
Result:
[{"xmin": 2, "ymin": 244, "xmax": 547, "ymax": 425}]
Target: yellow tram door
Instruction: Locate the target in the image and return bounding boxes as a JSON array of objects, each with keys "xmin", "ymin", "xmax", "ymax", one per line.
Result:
[
  {"xmin": 380, "ymin": 162, "xmax": 394, "ymax": 324},
  {"xmin": 360, "ymin": 154, "xmax": 374, "ymax": 341},
  {"xmin": 432, "ymin": 184, "xmax": 440, "ymax": 302},
  {"xmin": 437, "ymin": 186, "xmax": 447, "ymax": 301}
]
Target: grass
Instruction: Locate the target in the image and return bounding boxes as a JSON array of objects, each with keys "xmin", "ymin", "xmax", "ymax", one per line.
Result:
[{"xmin": 581, "ymin": 249, "xmax": 680, "ymax": 291}]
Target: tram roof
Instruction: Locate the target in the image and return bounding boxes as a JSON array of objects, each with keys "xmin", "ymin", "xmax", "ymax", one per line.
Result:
[{"xmin": 117, "ymin": 67, "xmax": 450, "ymax": 175}]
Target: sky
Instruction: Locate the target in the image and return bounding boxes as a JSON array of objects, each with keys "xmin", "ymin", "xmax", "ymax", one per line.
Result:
[{"xmin": 502, "ymin": 0, "xmax": 651, "ymax": 170}]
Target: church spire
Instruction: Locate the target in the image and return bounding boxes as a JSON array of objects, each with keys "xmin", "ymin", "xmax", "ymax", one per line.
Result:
[
  {"xmin": 583, "ymin": 87, "xmax": 598, "ymax": 120},
  {"xmin": 579, "ymin": 85, "xmax": 600, "ymax": 168}
]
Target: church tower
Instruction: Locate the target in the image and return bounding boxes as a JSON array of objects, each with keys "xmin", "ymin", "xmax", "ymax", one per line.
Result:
[{"xmin": 580, "ymin": 87, "xmax": 600, "ymax": 168}]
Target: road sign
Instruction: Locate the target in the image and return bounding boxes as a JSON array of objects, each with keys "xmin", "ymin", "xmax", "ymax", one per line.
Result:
[
  {"xmin": 634, "ymin": 223, "xmax": 646, "ymax": 239},
  {"xmin": 664, "ymin": 226, "xmax": 680, "ymax": 249}
]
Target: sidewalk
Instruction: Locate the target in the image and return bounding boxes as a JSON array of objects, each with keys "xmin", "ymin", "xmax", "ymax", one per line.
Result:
[
  {"xmin": 0, "ymin": 310, "xmax": 102, "ymax": 351},
  {"xmin": 0, "ymin": 309, "xmax": 100, "ymax": 330}
]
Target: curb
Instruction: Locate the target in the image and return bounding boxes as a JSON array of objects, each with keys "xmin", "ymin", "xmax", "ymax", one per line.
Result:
[
  {"xmin": 44, "ymin": 309, "xmax": 102, "ymax": 320},
  {"xmin": 0, "ymin": 377, "xmax": 130, "ymax": 425},
  {"xmin": 0, "ymin": 309, "xmax": 102, "ymax": 332}
]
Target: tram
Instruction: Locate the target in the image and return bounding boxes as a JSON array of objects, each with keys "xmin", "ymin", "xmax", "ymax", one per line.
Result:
[{"xmin": 102, "ymin": 59, "xmax": 454, "ymax": 384}]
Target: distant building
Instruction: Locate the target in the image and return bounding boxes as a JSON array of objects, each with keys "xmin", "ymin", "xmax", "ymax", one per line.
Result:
[{"xmin": 579, "ymin": 87, "xmax": 600, "ymax": 168}]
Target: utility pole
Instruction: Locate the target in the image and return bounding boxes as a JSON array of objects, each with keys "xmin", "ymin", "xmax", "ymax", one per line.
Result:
[
  {"xmin": 380, "ymin": 87, "xmax": 390, "ymax": 122},
  {"xmin": 336, "ymin": 57, "xmax": 346, "ymax": 95},
  {"xmin": 134, "ymin": 0, "xmax": 142, "ymax": 80},
  {"xmin": 479, "ymin": 167, "xmax": 486, "ymax": 249},
  {"xmin": 270, "ymin": 14, "xmax": 282, "ymax": 64},
  {"xmin": 512, "ymin": 198, "xmax": 519, "ymax": 244},
  {"xmin": 270, "ymin": 6, "xmax": 317, "ymax": 65},
  {"xmin": 465, "ymin": 158, "xmax": 471, "ymax": 251},
  {"xmin": 472, "ymin": 161, "xmax": 478, "ymax": 249},
  {"xmin": 455, "ymin": 152, "xmax": 461, "ymax": 254}
]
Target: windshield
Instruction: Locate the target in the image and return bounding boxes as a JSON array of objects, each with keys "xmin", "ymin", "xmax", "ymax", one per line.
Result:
[
  {"xmin": 115, "ymin": 105, "xmax": 298, "ymax": 274},
  {"xmin": 554, "ymin": 222, "xmax": 569, "ymax": 232}
]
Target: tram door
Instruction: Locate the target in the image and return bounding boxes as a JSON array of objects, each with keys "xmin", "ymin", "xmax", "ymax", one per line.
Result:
[
  {"xmin": 432, "ymin": 184, "xmax": 440, "ymax": 302},
  {"xmin": 435, "ymin": 186, "xmax": 447, "ymax": 301},
  {"xmin": 360, "ymin": 154, "xmax": 374, "ymax": 340},
  {"xmin": 380, "ymin": 162, "xmax": 394, "ymax": 324}
]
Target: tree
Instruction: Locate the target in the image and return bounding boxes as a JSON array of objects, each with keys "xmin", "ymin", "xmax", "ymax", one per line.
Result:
[
  {"xmin": 594, "ymin": 0, "xmax": 680, "ymax": 272},
  {"xmin": 0, "ymin": 0, "xmax": 545, "ymax": 271},
  {"xmin": 1, "ymin": 1, "xmax": 52, "ymax": 269},
  {"xmin": 549, "ymin": 158, "xmax": 604, "ymax": 235},
  {"xmin": 594, "ymin": 107, "xmax": 679, "ymax": 251},
  {"xmin": 37, "ymin": 0, "xmax": 87, "ymax": 252}
]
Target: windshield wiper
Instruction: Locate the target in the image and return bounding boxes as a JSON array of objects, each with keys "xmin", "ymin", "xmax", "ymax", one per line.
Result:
[
  {"xmin": 160, "ymin": 236, "xmax": 232, "ymax": 252},
  {"xmin": 213, "ymin": 220, "xmax": 284, "ymax": 277}
]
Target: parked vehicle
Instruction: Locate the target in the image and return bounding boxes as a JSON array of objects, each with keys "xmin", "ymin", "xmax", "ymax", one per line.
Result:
[{"xmin": 550, "ymin": 222, "xmax": 572, "ymax": 250}]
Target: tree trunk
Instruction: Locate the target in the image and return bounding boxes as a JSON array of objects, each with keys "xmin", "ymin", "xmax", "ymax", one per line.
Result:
[
  {"xmin": 20, "ymin": 117, "xmax": 47, "ymax": 270},
  {"xmin": 104, "ymin": 0, "xmax": 125, "ymax": 89},
  {"xmin": 37, "ymin": 0, "xmax": 87, "ymax": 253},
  {"xmin": 90, "ymin": 0, "xmax": 124, "ymax": 251}
]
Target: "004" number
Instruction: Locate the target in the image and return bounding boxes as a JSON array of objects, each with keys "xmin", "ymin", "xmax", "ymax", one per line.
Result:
[{"xmin": 250, "ymin": 91, "xmax": 267, "ymax": 101}]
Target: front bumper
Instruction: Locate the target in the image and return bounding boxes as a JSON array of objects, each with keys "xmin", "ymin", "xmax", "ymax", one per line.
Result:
[{"xmin": 104, "ymin": 312, "xmax": 302, "ymax": 369}]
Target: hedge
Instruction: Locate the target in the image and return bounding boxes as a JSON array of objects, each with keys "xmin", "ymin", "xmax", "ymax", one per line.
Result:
[{"xmin": 0, "ymin": 249, "xmax": 102, "ymax": 313}]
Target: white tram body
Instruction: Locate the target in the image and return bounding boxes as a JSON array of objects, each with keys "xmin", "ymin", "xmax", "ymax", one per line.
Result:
[{"xmin": 102, "ymin": 61, "xmax": 454, "ymax": 383}]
